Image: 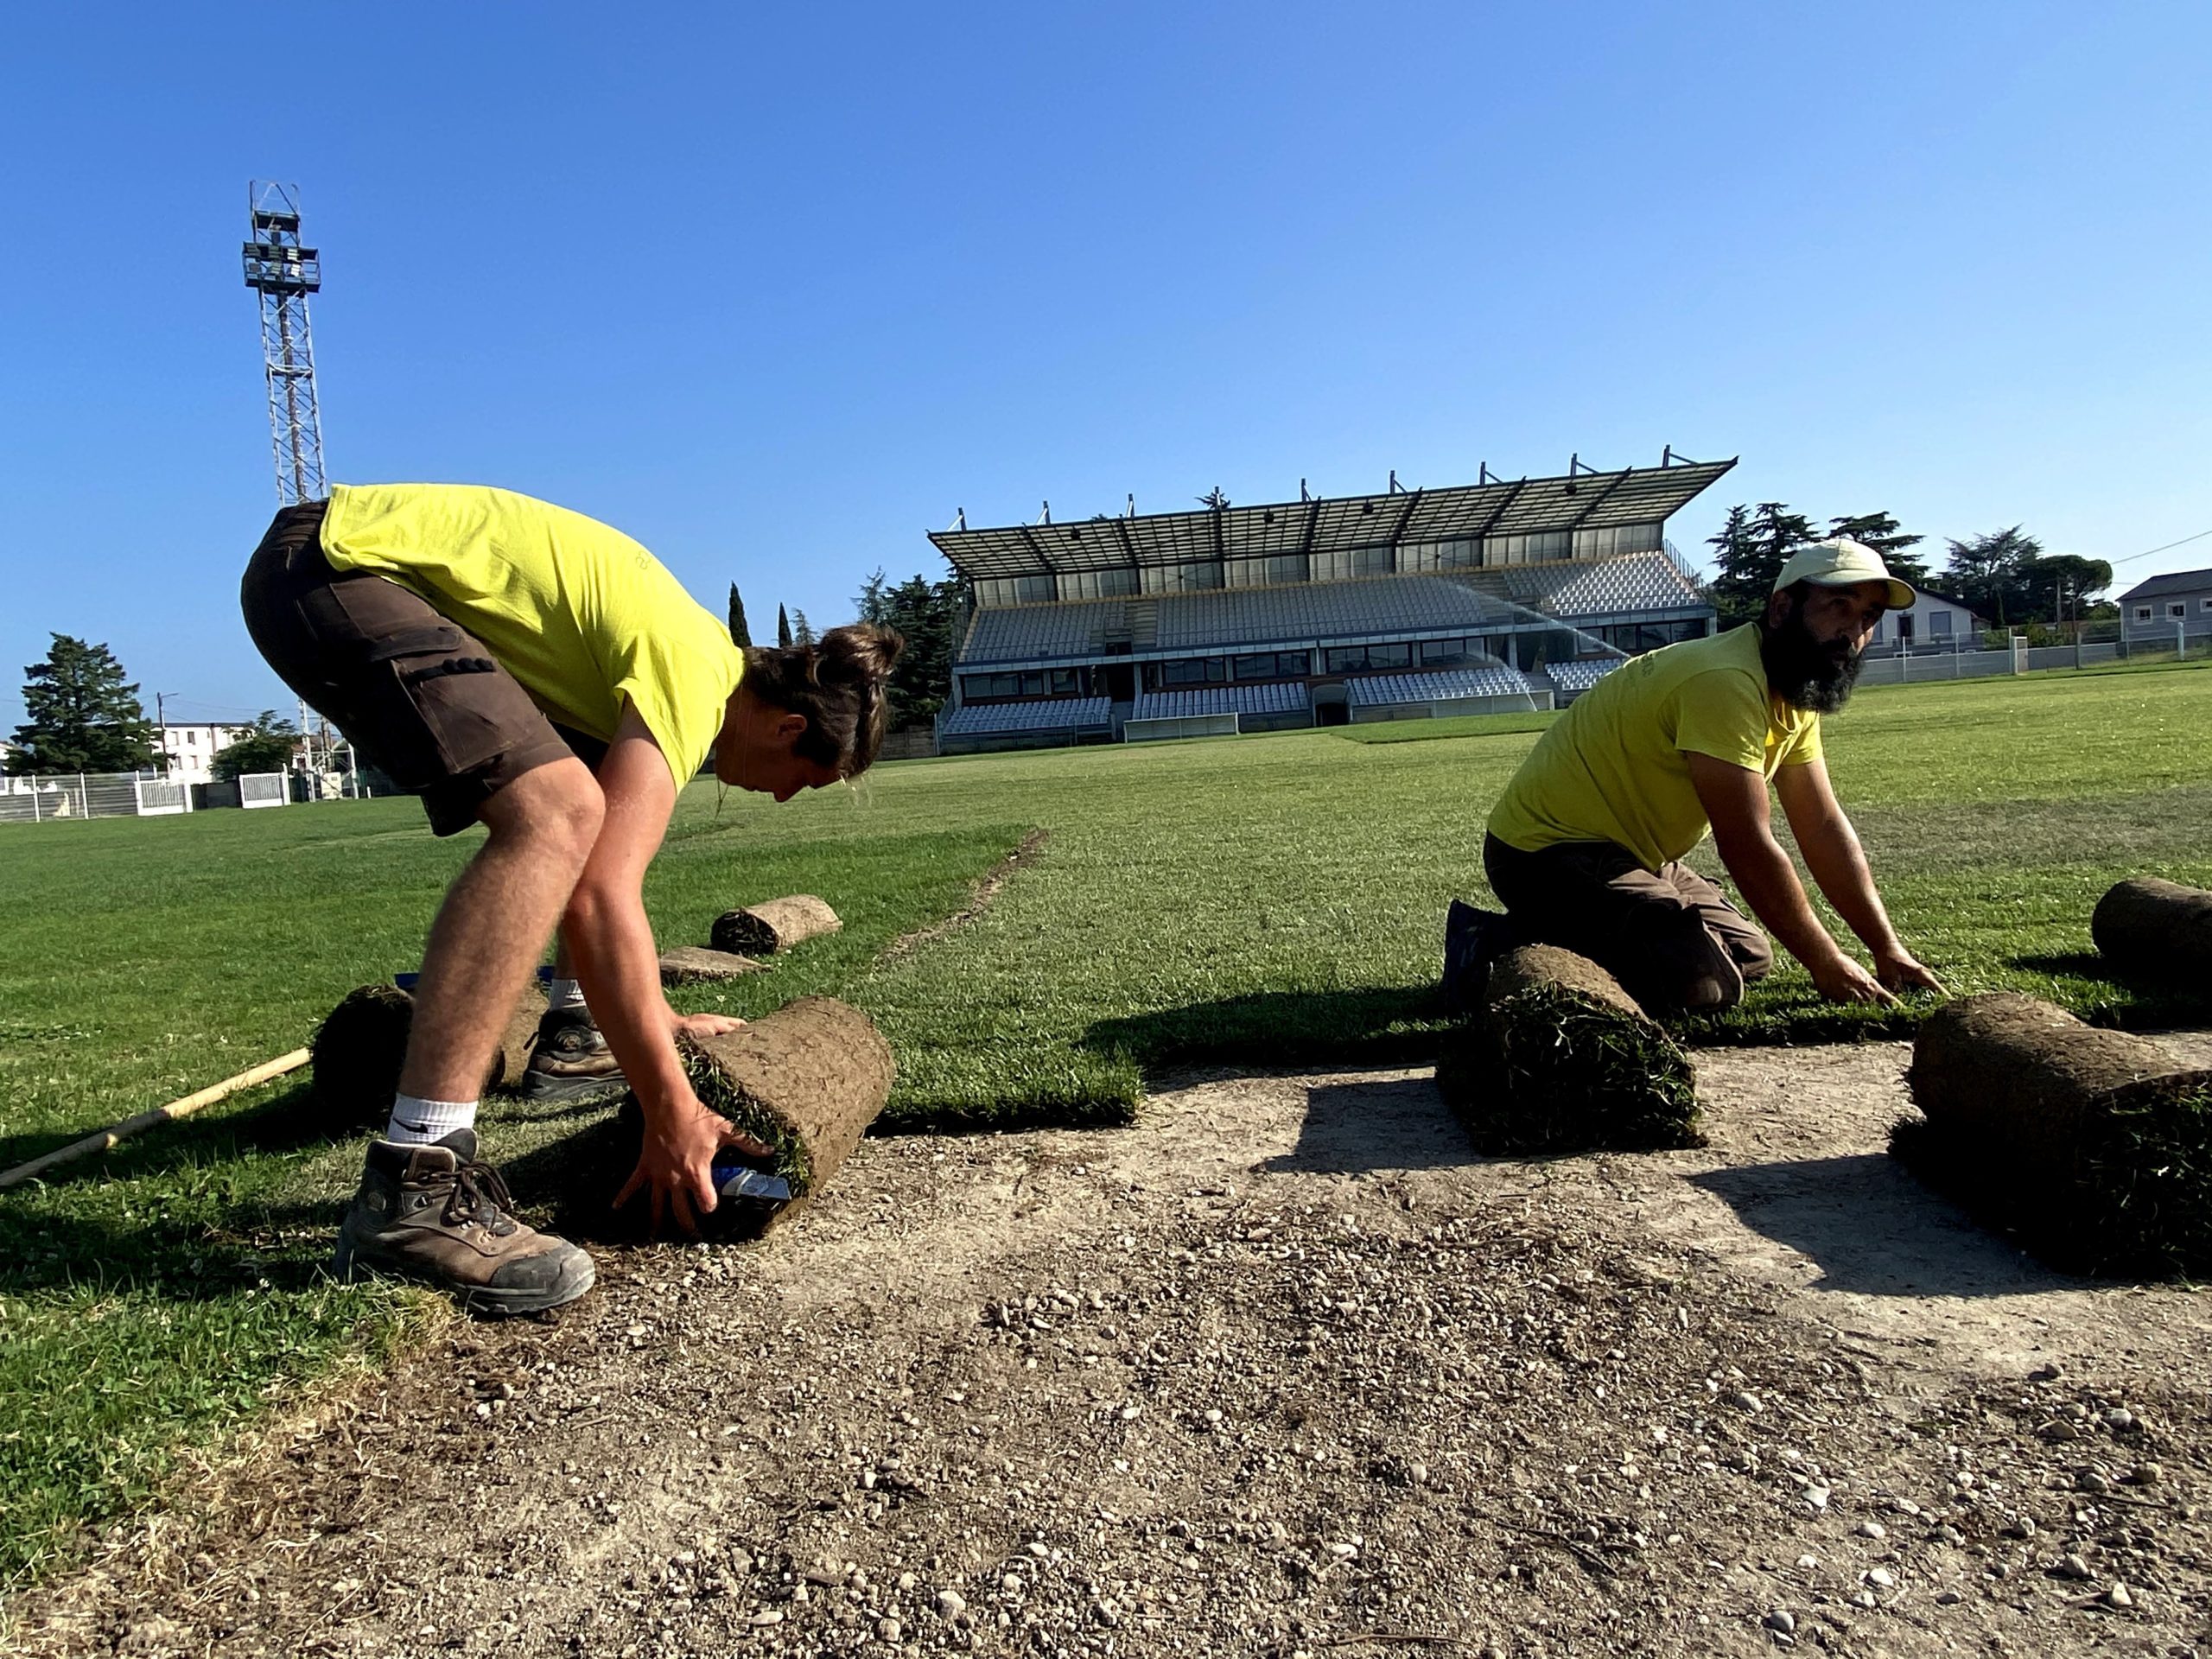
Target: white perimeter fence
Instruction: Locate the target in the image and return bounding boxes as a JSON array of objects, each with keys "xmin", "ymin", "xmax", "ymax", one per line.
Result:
[
  {"xmin": 0, "ymin": 770, "xmax": 289, "ymax": 824},
  {"xmin": 1857, "ymin": 623, "xmax": 2212, "ymax": 688}
]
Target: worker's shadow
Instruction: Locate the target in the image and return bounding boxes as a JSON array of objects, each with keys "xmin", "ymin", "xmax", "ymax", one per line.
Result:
[
  {"xmin": 1082, "ymin": 984, "xmax": 1448, "ymax": 1073},
  {"xmin": 1258, "ymin": 1075, "xmax": 1478, "ymax": 1174},
  {"xmin": 1685, "ymin": 1153, "xmax": 2094, "ymax": 1298},
  {"xmin": 2007, "ymin": 951, "xmax": 2209, "ymax": 1015},
  {"xmin": 0, "ymin": 1083, "xmax": 359, "ymax": 1188}
]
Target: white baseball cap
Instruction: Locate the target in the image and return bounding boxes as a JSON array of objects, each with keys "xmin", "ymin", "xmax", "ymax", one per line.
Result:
[{"xmin": 1773, "ymin": 537, "xmax": 1915, "ymax": 610}]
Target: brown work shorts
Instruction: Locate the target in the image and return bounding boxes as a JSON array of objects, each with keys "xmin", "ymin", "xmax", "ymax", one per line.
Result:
[{"xmin": 239, "ymin": 500, "xmax": 578, "ymax": 836}]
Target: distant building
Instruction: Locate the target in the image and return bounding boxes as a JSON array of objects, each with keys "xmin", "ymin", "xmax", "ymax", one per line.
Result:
[
  {"xmin": 1868, "ymin": 589, "xmax": 1986, "ymax": 650},
  {"xmin": 927, "ymin": 455, "xmax": 1734, "ymax": 751},
  {"xmin": 2118, "ymin": 568, "xmax": 2212, "ymax": 642},
  {"xmin": 158, "ymin": 721, "xmax": 254, "ymax": 787}
]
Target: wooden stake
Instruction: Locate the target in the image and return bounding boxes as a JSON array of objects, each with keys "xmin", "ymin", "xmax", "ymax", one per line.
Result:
[{"xmin": 0, "ymin": 1048, "xmax": 312, "ymax": 1190}]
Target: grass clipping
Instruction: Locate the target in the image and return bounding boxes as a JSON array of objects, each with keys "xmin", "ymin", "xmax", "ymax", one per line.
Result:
[
  {"xmin": 1894, "ymin": 990, "xmax": 2212, "ymax": 1276},
  {"xmin": 1435, "ymin": 945, "xmax": 1702, "ymax": 1155},
  {"xmin": 2093, "ymin": 876, "xmax": 2212, "ymax": 982},
  {"xmin": 310, "ymin": 982, "xmax": 544, "ymax": 1129}
]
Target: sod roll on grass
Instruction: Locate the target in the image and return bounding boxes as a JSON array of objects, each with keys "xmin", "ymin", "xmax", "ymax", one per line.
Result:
[
  {"xmin": 658, "ymin": 945, "xmax": 764, "ymax": 986},
  {"xmin": 611, "ymin": 995, "xmax": 893, "ymax": 1237},
  {"xmin": 1434, "ymin": 944, "xmax": 1702, "ymax": 1155},
  {"xmin": 2093, "ymin": 876, "xmax": 2212, "ymax": 981},
  {"xmin": 310, "ymin": 981, "xmax": 546, "ymax": 1128},
  {"xmin": 1895, "ymin": 990, "xmax": 2212, "ymax": 1275},
  {"xmin": 709, "ymin": 893, "xmax": 842, "ymax": 956}
]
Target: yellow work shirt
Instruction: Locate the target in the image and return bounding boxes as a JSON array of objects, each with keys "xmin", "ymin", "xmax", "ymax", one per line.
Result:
[
  {"xmin": 319, "ymin": 483, "xmax": 743, "ymax": 786},
  {"xmin": 1488, "ymin": 625, "xmax": 1822, "ymax": 871}
]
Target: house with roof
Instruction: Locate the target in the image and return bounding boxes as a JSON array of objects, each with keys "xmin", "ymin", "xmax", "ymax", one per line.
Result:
[
  {"xmin": 2118, "ymin": 569, "xmax": 2212, "ymax": 643},
  {"xmin": 1867, "ymin": 588, "xmax": 1987, "ymax": 651}
]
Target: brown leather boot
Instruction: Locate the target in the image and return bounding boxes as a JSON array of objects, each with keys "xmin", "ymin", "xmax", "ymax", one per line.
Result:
[
  {"xmin": 333, "ymin": 1129, "xmax": 594, "ymax": 1316},
  {"xmin": 519, "ymin": 1007, "xmax": 628, "ymax": 1103}
]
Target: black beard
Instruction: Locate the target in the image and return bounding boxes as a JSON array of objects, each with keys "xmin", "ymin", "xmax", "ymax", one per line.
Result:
[{"xmin": 1758, "ymin": 607, "xmax": 1864, "ymax": 714}]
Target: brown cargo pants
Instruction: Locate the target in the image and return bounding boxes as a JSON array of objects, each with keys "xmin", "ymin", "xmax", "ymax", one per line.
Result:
[{"xmin": 1483, "ymin": 833, "xmax": 1774, "ymax": 1014}]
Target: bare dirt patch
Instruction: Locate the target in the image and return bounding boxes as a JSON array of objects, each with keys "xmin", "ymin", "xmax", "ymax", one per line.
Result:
[{"xmin": 14, "ymin": 1037, "xmax": 2212, "ymax": 1658}]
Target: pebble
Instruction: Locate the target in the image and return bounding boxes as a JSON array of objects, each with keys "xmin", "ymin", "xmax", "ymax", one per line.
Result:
[
  {"xmin": 1728, "ymin": 1390, "xmax": 1764, "ymax": 1414},
  {"xmin": 2077, "ymin": 1471, "xmax": 2113, "ymax": 1495},
  {"xmin": 2129, "ymin": 1462, "xmax": 2164, "ymax": 1486},
  {"xmin": 1855, "ymin": 1521, "xmax": 1887, "ymax": 1541},
  {"xmin": 2056, "ymin": 1554, "xmax": 2094, "ymax": 1580},
  {"xmin": 2104, "ymin": 1408, "xmax": 2136, "ymax": 1432},
  {"xmin": 1803, "ymin": 1484, "xmax": 1831, "ymax": 1511},
  {"xmin": 2107, "ymin": 1582, "xmax": 2134, "ymax": 1609},
  {"xmin": 878, "ymin": 1616, "xmax": 903, "ymax": 1643},
  {"xmin": 897, "ymin": 1573, "xmax": 918, "ymax": 1592},
  {"xmin": 1866, "ymin": 1567, "xmax": 1897, "ymax": 1590},
  {"xmin": 1764, "ymin": 1610, "xmax": 1797, "ymax": 1635},
  {"xmin": 1936, "ymin": 1589, "xmax": 1964, "ymax": 1605},
  {"xmin": 935, "ymin": 1590, "xmax": 967, "ymax": 1618},
  {"xmin": 1852, "ymin": 1588, "xmax": 1878, "ymax": 1610},
  {"xmin": 1796, "ymin": 1554, "xmax": 1820, "ymax": 1570}
]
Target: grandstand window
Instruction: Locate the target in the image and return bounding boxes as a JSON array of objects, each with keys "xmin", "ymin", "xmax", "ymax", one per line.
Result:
[
  {"xmin": 1227, "ymin": 553, "xmax": 1310, "ymax": 588},
  {"xmin": 1419, "ymin": 636, "xmax": 1485, "ymax": 666},
  {"xmin": 1058, "ymin": 566, "xmax": 1139, "ymax": 601},
  {"xmin": 1323, "ymin": 641, "xmax": 1415, "ymax": 673},
  {"xmin": 1141, "ymin": 560, "xmax": 1225, "ymax": 594},
  {"xmin": 1571, "ymin": 523, "xmax": 1662, "ymax": 560},
  {"xmin": 960, "ymin": 668, "xmax": 1087, "ymax": 701},
  {"xmin": 1311, "ymin": 544, "xmax": 1395, "ymax": 582},
  {"xmin": 1401, "ymin": 538, "xmax": 1482, "ymax": 572},
  {"xmin": 1154, "ymin": 657, "xmax": 1230, "ymax": 689},
  {"xmin": 975, "ymin": 575, "xmax": 1058, "ymax": 607},
  {"xmin": 1230, "ymin": 651, "xmax": 1309, "ymax": 682},
  {"xmin": 1486, "ymin": 531, "xmax": 1572, "ymax": 566}
]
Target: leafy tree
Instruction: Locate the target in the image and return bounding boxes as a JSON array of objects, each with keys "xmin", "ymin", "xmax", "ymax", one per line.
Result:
[
  {"xmin": 1942, "ymin": 526, "xmax": 2044, "ymax": 627},
  {"xmin": 1708, "ymin": 502, "xmax": 1818, "ymax": 625},
  {"xmin": 2018, "ymin": 553, "xmax": 2112, "ymax": 624},
  {"xmin": 777, "ymin": 604, "xmax": 793, "ymax": 650},
  {"xmin": 727, "ymin": 583, "xmax": 752, "ymax": 648},
  {"xmin": 791, "ymin": 608, "xmax": 817, "ymax": 647},
  {"xmin": 856, "ymin": 569, "xmax": 964, "ymax": 729},
  {"xmin": 211, "ymin": 710, "xmax": 299, "ymax": 781},
  {"xmin": 9, "ymin": 633, "xmax": 156, "ymax": 774},
  {"xmin": 1827, "ymin": 512, "xmax": 1929, "ymax": 587}
]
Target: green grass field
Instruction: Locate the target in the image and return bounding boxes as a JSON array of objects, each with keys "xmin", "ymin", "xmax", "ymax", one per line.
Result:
[{"xmin": 3, "ymin": 660, "xmax": 2210, "ymax": 1586}]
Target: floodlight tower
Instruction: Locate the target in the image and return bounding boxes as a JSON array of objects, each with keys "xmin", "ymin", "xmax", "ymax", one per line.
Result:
[{"xmin": 242, "ymin": 181, "xmax": 328, "ymax": 505}]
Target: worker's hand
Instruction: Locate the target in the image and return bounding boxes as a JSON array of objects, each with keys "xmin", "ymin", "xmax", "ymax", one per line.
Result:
[
  {"xmin": 1873, "ymin": 948, "xmax": 1945, "ymax": 996},
  {"xmin": 669, "ymin": 1008, "xmax": 747, "ymax": 1041},
  {"xmin": 613, "ymin": 1095, "xmax": 773, "ymax": 1238},
  {"xmin": 1808, "ymin": 950, "xmax": 1899, "ymax": 1007}
]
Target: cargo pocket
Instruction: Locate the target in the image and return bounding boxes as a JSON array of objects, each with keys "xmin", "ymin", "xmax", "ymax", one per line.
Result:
[{"xmin": 370, "ymin": 626, "xmax": 533, "ymax": 780}]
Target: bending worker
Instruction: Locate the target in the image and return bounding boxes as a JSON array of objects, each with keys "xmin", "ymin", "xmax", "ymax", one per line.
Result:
[
  {"xmin": 242, "ymin": 483, "xmax": 901, "ymax": 1315},
  {"xmin": 1472, "ymin": 537, "xmax": 1942, "ymax": 1014}
]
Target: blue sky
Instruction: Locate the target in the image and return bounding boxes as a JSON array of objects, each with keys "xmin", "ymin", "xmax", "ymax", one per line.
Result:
[{"xmin": 3, "ymin": 2, "xmax": 2207, "ymax": 730}]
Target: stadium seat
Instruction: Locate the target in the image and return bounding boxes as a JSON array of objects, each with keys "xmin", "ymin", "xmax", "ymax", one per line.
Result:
[
  {"xmin": 1344, "ymin": 666, "xmax": 1539, "ymax": 706},
  {"xmin": 939, "ymin": 697, "xmax": 1114, "ymax": 736},
  {"xmin": 1545, "ymin": 658, "xmax": 1626, "ymax": 695},
  {"xmin": 1130, "ymin": 682, "xmax": 1312, "ymax": 721}
]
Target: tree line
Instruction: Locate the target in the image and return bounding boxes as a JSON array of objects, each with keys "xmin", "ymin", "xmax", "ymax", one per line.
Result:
[
  {"xmin": 728, "ymin": 570, "xmax": 964, "ymax": 731},
  {"xmin": 1706, "ymin": 505, "xmax": 2115, "ymax": 630},
  {"xmin": 6, "ymin": 635, "xmax": 296, "ymax": 779}
]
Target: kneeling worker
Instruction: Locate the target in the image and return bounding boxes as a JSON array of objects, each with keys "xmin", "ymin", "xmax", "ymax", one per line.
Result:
[
  {"xmin": 243, "ymin": 483, "xmax": 901, "ymax": 1314},
  {"xmin": 1475, "ymin": 537, "xmax": 1942, "ymax": 1014}
]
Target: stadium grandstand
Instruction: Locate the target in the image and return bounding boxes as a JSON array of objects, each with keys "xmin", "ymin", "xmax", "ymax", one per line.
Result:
[{"xmin": 928, "ymin": 451, "xmax": 1731, "ymax": 752}]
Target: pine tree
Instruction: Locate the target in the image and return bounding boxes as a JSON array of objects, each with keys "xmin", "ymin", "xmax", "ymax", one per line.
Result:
[
  {"xmin": 1827, "ymin": 512, "xmax": 1930, "ymax": 587},
  {"xmin": 727, "ymin": 583, "xmax": 753, "ymax": 648},
  {"xmin": 777, "ymin": 605, "xmax": 793, "ymax": 650},
  {"xmin": 855, "ymin": 568, "xmax": 890, "ymax": 626},
  {"xmin": 791, "ymin": 608, "xmax": 817, "ymax": 647},
  {"xmin": 1942, "ymin": 526, "xmax": 2044, "ymax": 627},
  {"xmin": 10, "ymin": 633, "xmax": 156, "ymax": 774}
]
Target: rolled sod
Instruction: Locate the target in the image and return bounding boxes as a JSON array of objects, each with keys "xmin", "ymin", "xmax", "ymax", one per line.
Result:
[
  {"xmin": 2093, "ymin": 877, "xmax": 2212, "ymax": 981},
  {"xmin": 610, "ymin": 995, "xmax": 894, "ymax": 1237},
  {"xmin": 658, "ymin": 946, "xmax": 764, "ymax": 986},
  {"xmin": 310, "ymin": 981, "xmax": 547, "ymax": 1128},
  {"xmin": 1434, "ymin": 944, "xmax": 1702, "ymax": 1156},
  {"xmin": 1895, "ymin": 991, "xmax": 2212, "ymax": 1275},
  {"xmin": 709, "ymin": 894, "xmax": 842, "ymax": 957}
]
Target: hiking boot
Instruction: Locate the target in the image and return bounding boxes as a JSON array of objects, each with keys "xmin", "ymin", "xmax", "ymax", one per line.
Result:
[
  {"xmin": 520, "ymin": 1007, "xmax": 627, "ymax": 1103},
  {"xmin": 1443, "ymin": 899, "xmax": 1519, "ymax": 1014},
  {"xmin": 333, "ymin": 1129, "xmax": 594, "ymax": 1317}
]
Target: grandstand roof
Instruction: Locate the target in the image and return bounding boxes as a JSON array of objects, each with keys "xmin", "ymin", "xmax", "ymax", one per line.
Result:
[{"xmin": 931, "ymin": 458, "xmax": 1736, "ymax": 581}]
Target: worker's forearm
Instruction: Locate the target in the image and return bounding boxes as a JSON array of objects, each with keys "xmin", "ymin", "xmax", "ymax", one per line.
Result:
[
  {"xmin": 1794, "ymin": 812, "xmax": 1903, "ymax": 957},
  {"xmin": 562, "ymin": 883, "xmax": 689, "ymax": 1115},
  {"xmin": 1715, "ymin": 832, "xmax": 1848, "ymax": 974}
]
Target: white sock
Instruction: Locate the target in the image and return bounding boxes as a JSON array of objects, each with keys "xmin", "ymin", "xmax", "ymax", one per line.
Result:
[
  {"xmin": 547, "ymin": 976, "xmax": 588, "ymax": 1014},
  {"xmin": 385, "ymin": 1094, "xmax": 478, "ymax": 1147}
]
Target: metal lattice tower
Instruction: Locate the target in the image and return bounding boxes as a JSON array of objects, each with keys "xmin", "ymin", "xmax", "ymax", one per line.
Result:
[{"xmin": 242, "ymin": 181, "xmax": 328, "ymax": 504}]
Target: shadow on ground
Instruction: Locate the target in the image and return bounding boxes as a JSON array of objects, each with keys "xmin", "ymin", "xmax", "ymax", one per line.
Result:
[
  {"xmin": 1252, "ymin": 1074, "xmax": 1478, "ymax": 1175},
  {"xmin": 1084, "ymin": 986, "xmax": 1451, "ymax": 1072},
  {"xmin": 1685, "ymin": 1152, "xmax": 2102, "ymax": 1299}
]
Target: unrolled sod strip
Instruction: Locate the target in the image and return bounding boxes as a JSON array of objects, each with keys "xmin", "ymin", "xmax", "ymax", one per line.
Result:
[
  {"xmin": 2093, "ymin": 876, "xmax": 2212, "ymax": 981},
  {"xmin": 709, "ymin": 894, "xmax": 842, "ymax": 957},
  {"xmin": 311, "ymin": 982, "xmax": 547, "ymax": 1128},
  {"xmin": 658, "ymin": 946, "xmax": 764, "ymax": 986},
  {"xmin": 1434, "ymin": 944, "xmax": 1702, "ymax": 1155},
  {"xmin": 613, "ymin": 995, "xmax": 893, "ymax": 1237},
  {"xmin": 1894, "ymin": 990, "xmax": 2212, "ymax": 1275}
]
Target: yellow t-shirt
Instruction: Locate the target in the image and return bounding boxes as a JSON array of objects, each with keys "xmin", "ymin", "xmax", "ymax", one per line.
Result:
[
  {"xmin": 319, "ymin": 483, "xmax": 743, "ymax": 785},
  {"xmin": 1487, "ymin": 625, "xmax": 1822, "ymax": 871}
]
